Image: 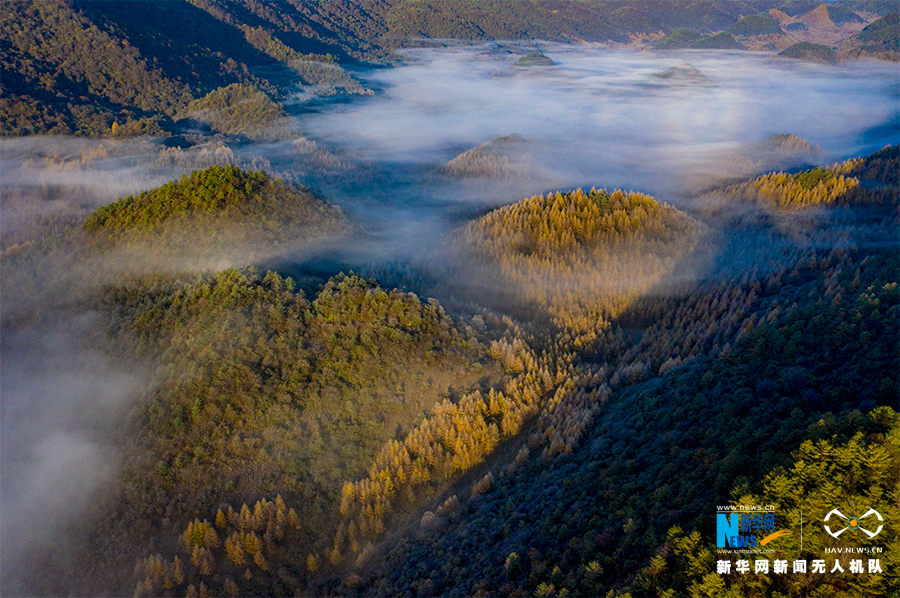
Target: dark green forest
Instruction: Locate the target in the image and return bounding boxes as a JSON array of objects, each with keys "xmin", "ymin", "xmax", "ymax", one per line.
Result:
[
  {"xmin": 1, "ymin": 2, "xmax": 899, "ymax": 598},
  {"xmin": 3, "ymin": 141, "xmax": 896, "ymax": 595}
]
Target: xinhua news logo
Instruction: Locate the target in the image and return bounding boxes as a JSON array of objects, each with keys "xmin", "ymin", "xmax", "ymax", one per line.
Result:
[
  {"xmin": 717, "ymin": 506, "xmax": 791, "ymax": 550},
  {"xmin": 824, "ymin": 508, "xmax": 884, "ymax": 540}
]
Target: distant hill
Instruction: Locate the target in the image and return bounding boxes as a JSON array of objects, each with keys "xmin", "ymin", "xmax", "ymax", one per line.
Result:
[
  {"xmin": 857, "ymin": 12, "xmax": 900, "ymax": 47},
  {"xmin": 187, "ymin": 84, "xmax": 285, "ymax": 138},
  {"xmin": 778, "ymin": 41, "xmax": 840, "ymax": 63},
  {"xmin": 768, "ymin": 2, "xmax": 875, "ymax": 49},
  {"xmin": 84, "ymin": 165, "xmax": 348, "ymax": 265},
  {"xmin": 694, "ymin": 31, "xmax": 744, "ymax": 49},
  {"xmin": 825, "ymin": 2, "xmax": 866, "ymax": 25},
  {"xmin": 385, "ymin": 0, "xmax": 761, "ymax": 40},
  {"xmin": 682, "ymin": 132, "xmax": 822, "ymax": 192},
  {"xmin": 439, "ymin": 134, "xmax": 529, "ymax": 179},
  {"xmin": 651, "ymin": 63, "xmax": 710, "ymax": 83},
  {"xmin": 841, "ymin": 13, "xmax": 900, "ymax": 60},
  {"xmin": 656, "ymin": 29, "xmax": 742, "ymax": 50},
  {"xmin": 729, "ymin": 14, "xmax": 783, "ymax": 36},
  {"xmin": 776, "ymin": 0, "xmax": 823, "ymax": 17},
  {"xmin": 514, "ymin": 52, "xmax": 556, "ymax": 66},
  {"xmin": 760, "ymin": 132, "xmax": 816, "ymax": 154},
  {"xmin": 655, "ymin": 28, "xmax": 702, "ymax": 49}
]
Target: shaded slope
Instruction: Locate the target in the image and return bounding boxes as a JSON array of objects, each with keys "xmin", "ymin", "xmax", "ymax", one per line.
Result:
[{"xmin": 0, "ymin": 0, "xmax": 190, "ymax": 136}]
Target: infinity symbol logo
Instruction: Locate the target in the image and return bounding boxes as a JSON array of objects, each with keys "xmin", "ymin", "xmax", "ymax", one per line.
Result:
[{"xmin": 824, "ymin": 508, "xmax": 884, "ymax": 539}]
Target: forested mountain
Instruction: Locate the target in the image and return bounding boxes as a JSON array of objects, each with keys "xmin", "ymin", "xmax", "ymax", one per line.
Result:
[
  {"xmin": 5, "ymin": 145, "xmax": 885, "ymax": 597},
  {"xmin": 840, "ymin": 12, "xmax": 900, "ymax": 60},
  {"xmin": 700, "ymin": 146, "xmax": 899, "ymax": 214},
  {"xmin": 439, "ymin": 134, "xmax": 529, "ymax": 179},
  {"xmin": 83, "ymin": 165, "xmax": 346, "ymax": 243},
  {"xmin": 0, "ymin": 0, "xmax": 190, "ymax": 136},
  {"xmin": 309, "ymin": 144, "xmax": 899, "ymax": 598},
  {"xmin": 2, "ymin": 166, "xmax": 499, "ymax": 595},
  {"xmin": 0, "ymin": 0, "xmax": 371, "ymax": 137},
  {"xmin": 110, "ymin": 268, "xmax": 496, "ymax": 597},
  {"xmin": 456, "ymin": 188, "xmax": 706, "ymax": 343},
  {"xmin": 777, "ymin": 40, "xmax": 841, "ymax": 62}
]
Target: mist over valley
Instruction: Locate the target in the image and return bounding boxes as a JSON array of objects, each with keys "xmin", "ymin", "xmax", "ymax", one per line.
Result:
[{"xmin": 1, "ymin": 2, "xmax": 898, "ymax": 597}]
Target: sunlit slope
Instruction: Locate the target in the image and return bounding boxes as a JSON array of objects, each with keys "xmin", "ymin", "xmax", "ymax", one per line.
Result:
[
  {"xmin": 701, "ymin": 145, "xmax": 899, "ymax": 213},
  {"xmin": 459, "ymin": 188, "xmax": 706, "ymax": 340},
  {"xmin": 187, "ymin": 84, "xmax": 286, "ymax": 138},
  {"xmin": 6, "ymin": 163, "xmax": 504, "ymax": 596}
]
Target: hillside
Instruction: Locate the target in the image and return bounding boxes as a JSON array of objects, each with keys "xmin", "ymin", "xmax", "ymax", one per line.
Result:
[
  {"xmin": 458, "ymin": 188, "xmax": 705, "ymax": 342},
  {"xmin": 692, "ymin": 31, "xmax": 744, "ymax": 49},
  {"xmin": 840, "ymin": 12, "xmax": 900, "ymax": 60},
  {"xmin": 735, "ymin": 165, "xmax": 858, "ymax": 207},
  {"xmin": 655, "ymin": 28, "xmax": 704, "ymax": 49},
  {"xmin": 101, "ymin": 269, "xmax": 495, "ymax": 598},
  {"xmin": 855, "ymin": 12, "xmax": 900, "ymax": 49},
  {"xmin": 0, "ymin": 0, "xmax": 191, "ymax": 136},
  {"xmin": 657, "ymin": 28, "xmax": 748, "ymax": 51},
  {"xmin": 310, "ymin": 144, "xmax": 900, "ymax": 598},
  {"xmin": 438, "ymin": 134, "xmax": 529, "ymax": 179},
  {"xmin": 81, "ymin": 165, "xmax": 350, "ymax": 271},
  {"xmin": 777, "ymin": 40, "xmax": 840, "ymax": 62},
  {"xmin": 187, "ymin": 84, "xmax": 286, "ymax": 138},
  {"xmin": 729, "ymin": 14, "xmax": 783, "ymax": 35},
  {"xmin": 85, "ymin": 165, "xmax": 344, "ymax": 239},
  {"xmin": 0, "ymin": 0, "xmax": 370, "ymax": 137},
  {"xmin": 698, "ymin": 144, "xmax": 899, "ymax": 218}
]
